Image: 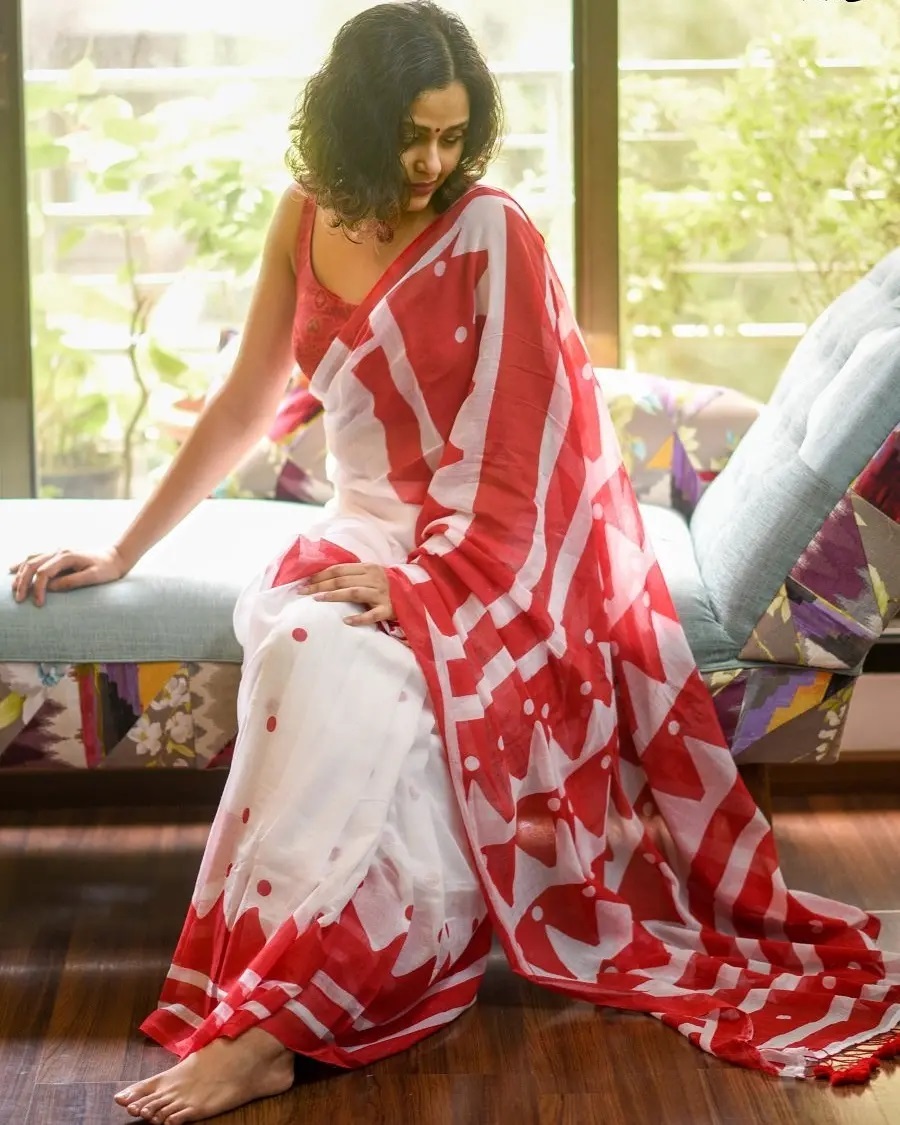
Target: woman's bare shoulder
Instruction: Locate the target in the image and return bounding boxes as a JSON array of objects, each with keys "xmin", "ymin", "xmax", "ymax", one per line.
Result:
[
  {"xmin": 267, "ymin": 183, "xmax": 308, "ymax": 266},
  {"xmin": 274, "ymin": 182, "xmax": 308, "ymax": 222}
]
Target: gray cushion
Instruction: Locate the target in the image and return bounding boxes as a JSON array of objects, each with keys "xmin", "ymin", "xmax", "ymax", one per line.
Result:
[
  {"xmin": 3, "ymin": 496, "xmax": 735, "ymax": 673},
  {"xmin": 1, "ymin": 499, "xmax": 320, "ymax": 664},
  {"xmin": 690, "ymin": 249, "xmax": 900, "ymax": 652},
  {"xmin": 640, "ymin": 504, "xmax": 734, "ymax": 670}
]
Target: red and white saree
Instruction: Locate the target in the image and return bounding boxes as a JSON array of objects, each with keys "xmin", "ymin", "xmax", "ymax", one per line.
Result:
[{"xmin": 142, "ymin": 186, "xmax": 900, "ymax": 1084}]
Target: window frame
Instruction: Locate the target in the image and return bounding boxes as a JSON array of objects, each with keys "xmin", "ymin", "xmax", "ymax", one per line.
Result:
[
  {"xmin": 573, "ymin": 0, "xmax": 619, "ymax": 368},
  {"xmin": 0, "ymin": 0, "xmax": 36, "ymax": 498}
]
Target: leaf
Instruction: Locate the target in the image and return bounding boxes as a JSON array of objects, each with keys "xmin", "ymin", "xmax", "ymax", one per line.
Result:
[
  {"xmin": 24, "ymin": 83, "xmax": 75, "ymax": 115},
  {"xmin": 72, "ymin": 397, "xmax": 111, "ymax": 435},
  {"xmin": 870, "ymin": 566, "xmax": 890, "ymax": 618},
  {"xmin": 167, "ymin": 741, "xmax": 196, "ymax": 759},
  {"xmin": 103, "ymin": 116, "xmax": 159, "ymax": 146},
  {"xmin": 56, "ymin": 227, "xmax": 88, "ymax": 257},
  {"xmin": 98, "ymin": 170, "xmax": 134, "ymax": 193},
  {"xmin": 67, "ymin": 58, "xmax": 100, "ymax": 97},
  {"xmin": 78, "ymin": 94, "xmax": 134, "ymax": 129},
  {"xmin": 0, "ymin": 694, "xmax": 25, "ymax": 729},
  {"xmin": 26, "ymin": 141, "xmax": 70, "ymax": 171},
  {"xmin": 147, "ymin": 340, "xmax": 189, "ymax": 380}
]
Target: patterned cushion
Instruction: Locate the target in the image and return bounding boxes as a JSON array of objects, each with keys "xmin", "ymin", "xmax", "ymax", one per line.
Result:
[
  {"xmin": 690, "ymin": 249, "xmax": 900, "ymax": 656},
  {"xmin": 208, "ymin": 335, "xmax": 333, "ymax": 505},
  {"xmin": 739, "ymin": 426, "xmax": 899, "ymax": 670},
  {"xmin": 214, "ymin": 375, "xmax": 332, "ymax": 504},
  {"xmin": 595, "ymin": 368, "xmax": 761, "ymax": 517}
]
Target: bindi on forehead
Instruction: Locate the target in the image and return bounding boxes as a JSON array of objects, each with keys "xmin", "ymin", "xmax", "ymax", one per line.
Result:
[{"xmin": 410, "ymin": 119, "xmax": 469, "ymax": 136}]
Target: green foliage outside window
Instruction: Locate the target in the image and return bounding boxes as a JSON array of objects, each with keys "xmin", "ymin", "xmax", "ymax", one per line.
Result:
[
  {"xmin": 26, "ymin": 60, "xmax": 278, "ymax": 497},
  {"xmin": 620, "ymin": 35, "xmax": 900, "ymax": 396}
]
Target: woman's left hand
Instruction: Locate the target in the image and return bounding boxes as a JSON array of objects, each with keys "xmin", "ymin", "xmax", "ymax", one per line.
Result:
[{"xmin": 301, "ymin": 563, "xmax": 395, "ymax": 627}]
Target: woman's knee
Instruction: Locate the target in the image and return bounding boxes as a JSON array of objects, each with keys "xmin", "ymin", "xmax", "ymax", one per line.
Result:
[{"xmin": 257, "ymin": 594, "xmax": 360, "ymax": 663}]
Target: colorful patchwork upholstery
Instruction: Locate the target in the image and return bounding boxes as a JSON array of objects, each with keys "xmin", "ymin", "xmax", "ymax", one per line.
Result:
[
  {"xmin": 594, "ymin": 368, "xmax": 760, "ymax": 518},
  {"xmin": 741, "ymin": 429, "xmax": 900, "ymax": 672},
  {"xmin": 0, "ymin": 660, "xmax": 238, "ymax": 770}
]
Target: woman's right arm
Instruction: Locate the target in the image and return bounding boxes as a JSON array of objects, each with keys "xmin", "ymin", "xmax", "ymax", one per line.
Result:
[{"xmin": 11, "ymin": 187, "xmax": 304, "ymax": 606}]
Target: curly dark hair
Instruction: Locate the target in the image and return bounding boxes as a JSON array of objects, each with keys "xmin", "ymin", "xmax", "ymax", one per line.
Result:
[{"xmin": 286, "ymin": 1, "xmax": 504, "ymax": 235}]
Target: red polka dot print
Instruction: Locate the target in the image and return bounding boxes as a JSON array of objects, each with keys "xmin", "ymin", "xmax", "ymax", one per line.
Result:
[
  {"xmin": 292, "ymin": 628, "xmax": 308, "ymax": 642},
  {"xmin": 241, "ymin": 808, "xmax": 250, "ymax": 824},
  {"xmin": 266, "ymin": 715, "xmax": 277, "ymax": 733},
  {"xmin": 257, "ymin": 880, "xmax": 272, "ymax": 897},
  {"xmin": 226, "ymin": 863, "xmax": 233, "ymax": 876}
]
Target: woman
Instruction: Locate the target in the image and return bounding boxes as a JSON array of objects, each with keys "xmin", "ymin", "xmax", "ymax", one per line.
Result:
[{"xmin": 11, "ymin": 3, "xmax": 900, "ymax": 1122}]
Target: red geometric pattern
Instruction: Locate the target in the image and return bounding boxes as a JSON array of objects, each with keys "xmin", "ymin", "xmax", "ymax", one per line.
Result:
[
  {"xmin": 384, "ymin": 192, "xmax": 900, "ymax": 1079},
  {"xmin": 144, "ymin": 188, "xmax": 900, "ymax": 1083}
]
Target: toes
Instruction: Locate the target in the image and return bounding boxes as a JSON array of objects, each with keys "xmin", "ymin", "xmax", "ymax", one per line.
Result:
[
  {"xmin": 116, "ymin": 1085, "xmax": 151, "ymax": 1107},
  {"xmin": 116, "ymin": 1082, "xmax": 158, "ymax": 1115},
  {"xmin": 137, "ymin": 1094, "xmax": 174, "ymax": 1123},
  {"xmin": 163, "ymin": 1103, "xmax": 193, "ymax": 1125},
  {"xmin": 128, "ymin": 1093, "xmax": 161, "ymax": 1118}
]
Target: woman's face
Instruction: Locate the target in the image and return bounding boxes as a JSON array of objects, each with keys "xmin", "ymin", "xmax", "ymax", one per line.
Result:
[{"xmin": 400, "ymin": 81, "xmax": 471, "ymax": 212}]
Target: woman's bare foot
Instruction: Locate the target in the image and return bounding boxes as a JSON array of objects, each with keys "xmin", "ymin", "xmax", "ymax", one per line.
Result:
[{"xmin": 113, "ymin": 1027, "xmax": 294, "ymax": 1124}]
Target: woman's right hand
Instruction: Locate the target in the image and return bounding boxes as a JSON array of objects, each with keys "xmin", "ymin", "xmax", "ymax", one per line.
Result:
[{"xmin": 9, "ymin": 546, "xmax": 129, "ymax": 608}]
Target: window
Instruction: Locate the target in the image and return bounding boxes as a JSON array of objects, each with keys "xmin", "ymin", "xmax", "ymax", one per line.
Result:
[
  {"xmin": 20, "ymin": 0, "xmax": 573, "ymax": 498},
  {"xmin": 618, "ymin": 0, "xmax": 900, "ymax": 400}
]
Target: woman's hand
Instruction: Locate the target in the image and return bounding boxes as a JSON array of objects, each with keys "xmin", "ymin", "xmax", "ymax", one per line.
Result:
[
  {"xmin": 9, "ymin": 547, "xmax": 129, "ymax": 608},
  {"xmin": 301, "ymin": 563, "xmax": 395, "ymax": 627}
]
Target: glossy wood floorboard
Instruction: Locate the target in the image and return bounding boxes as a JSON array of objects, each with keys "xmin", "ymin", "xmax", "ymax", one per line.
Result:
[{"xmin": 1, "ymin": 795, "xmax": 899, "ymax": 1125}]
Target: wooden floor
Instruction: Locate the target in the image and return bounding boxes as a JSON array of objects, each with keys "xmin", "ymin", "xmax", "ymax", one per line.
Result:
[{"xmin": 2, "ymin": 793, "xmax": 900, "ymax": 1125}]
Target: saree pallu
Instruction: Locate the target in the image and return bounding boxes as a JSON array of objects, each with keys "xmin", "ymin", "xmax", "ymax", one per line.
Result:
[{"xmin": 142, "ymin": 186, "xmax": 900, "ymax": 1084}]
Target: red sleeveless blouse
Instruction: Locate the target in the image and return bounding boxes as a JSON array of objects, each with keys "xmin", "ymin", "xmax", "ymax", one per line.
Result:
[{"xmin": 292, "ymin": 195, "xmax": 357, "ymax": 376}]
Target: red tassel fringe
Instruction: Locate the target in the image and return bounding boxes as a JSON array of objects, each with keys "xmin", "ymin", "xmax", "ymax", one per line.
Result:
[
  {"xmin": 830, "ymin": 1059, "xmax": 881, "ymax": 1086},
  {"xmin": 812, "ymin": 1031, "xmax": 900, "ymax": 1086},
  {"xmin": 873, "ymin": 1034, "xmax": 900, "ymax": 1061}
]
